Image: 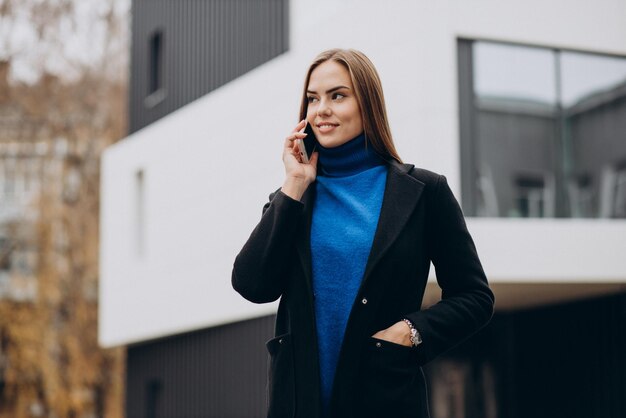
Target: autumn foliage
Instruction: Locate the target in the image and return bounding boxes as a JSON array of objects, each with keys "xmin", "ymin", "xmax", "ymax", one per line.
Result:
[{"xmin": 0, "ymin": 0, "xmax": 128, "ymax": 416}]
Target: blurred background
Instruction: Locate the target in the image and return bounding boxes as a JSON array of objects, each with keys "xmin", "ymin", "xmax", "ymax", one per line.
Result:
[
  {"xmin": 1, "ymin": 0, "xmax": 127, "ymax": 417},
  {"xmin": 2, "ymin": 0, "xmax": 626, "ymax": 417}
]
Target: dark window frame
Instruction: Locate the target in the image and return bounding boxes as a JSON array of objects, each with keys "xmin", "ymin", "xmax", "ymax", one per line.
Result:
[{"xmin": 458, "ymin": 38, "xmax": 626, "ymax": 218}]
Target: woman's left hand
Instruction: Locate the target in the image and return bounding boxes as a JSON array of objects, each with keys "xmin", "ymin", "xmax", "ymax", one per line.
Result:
[{"xmin": 372, "ymin": 321, "xmax": 413, "ymax": 347}]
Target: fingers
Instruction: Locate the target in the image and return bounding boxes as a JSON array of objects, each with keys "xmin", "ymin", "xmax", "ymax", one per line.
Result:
[
  {"xmin": 290, "ymin": 131, "xmax": 308, "ymax": 141},
  {"xmin": 283, "ymin": 137, "xmax": 303, "ymax": 163},
  {"xmin": 283, "ymin": 120, "xmax": 309, "ymax": 165},
  {"xmin": 284, "ymin": 134, "xmax": 305, "ymax": 152},
  {"xmin": 292, "ymin": 139, "xmax": 303, "ymax": 163},
  {"xmin": 284, "ymin": 130, "xmax": 307, "ymax": 149},
  {"xmin": 285, "ymin": 120, "xmax": 309, "ymax": 147}
]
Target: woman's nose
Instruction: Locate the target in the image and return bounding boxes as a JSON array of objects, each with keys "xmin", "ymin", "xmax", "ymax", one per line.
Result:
[{"xmin": 317, "ymin": 99, "xmax": 331, "ymax": 116}]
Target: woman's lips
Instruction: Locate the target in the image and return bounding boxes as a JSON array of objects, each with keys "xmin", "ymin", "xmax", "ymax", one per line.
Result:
[{"xmin": 317, "ymin": 123, "xmax": 338, "ymax": 134}]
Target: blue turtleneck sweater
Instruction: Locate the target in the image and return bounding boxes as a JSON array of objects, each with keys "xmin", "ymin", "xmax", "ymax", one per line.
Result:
[{"xmin": 311, "ymin": 133, "xmax": 388, "ymax": 414}]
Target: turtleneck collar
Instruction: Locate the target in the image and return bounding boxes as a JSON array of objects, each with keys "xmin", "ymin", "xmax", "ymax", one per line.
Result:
[{"xmin": 316, "ymin": 132, "xmax": 385, "ymax": 177}]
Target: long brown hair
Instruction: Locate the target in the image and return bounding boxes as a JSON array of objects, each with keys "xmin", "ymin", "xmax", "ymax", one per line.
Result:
[{"xmin": 299, "ymin": 48, "xmax": 402, "ymax": 163}]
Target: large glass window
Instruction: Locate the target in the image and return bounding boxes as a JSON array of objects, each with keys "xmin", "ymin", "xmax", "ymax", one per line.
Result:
[{"xmin": 459, "ymin": 40, "xmax": 626, "ymax": 218}]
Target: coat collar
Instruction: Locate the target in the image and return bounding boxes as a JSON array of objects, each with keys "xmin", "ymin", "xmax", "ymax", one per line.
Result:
[{"xmin": 295, "ymin": 159, "xmax": 426, "ymax": 292}]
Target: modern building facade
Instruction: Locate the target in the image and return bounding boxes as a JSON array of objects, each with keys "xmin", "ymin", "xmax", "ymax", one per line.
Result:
[{"xmin": 100, "ymin": 1, "xmax": 626, "ymax": 417}]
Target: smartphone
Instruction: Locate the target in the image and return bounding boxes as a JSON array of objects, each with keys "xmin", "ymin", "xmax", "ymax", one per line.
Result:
[{"xmin": 296, "ymin": 122, "xmax": 318, "ymax": 164}]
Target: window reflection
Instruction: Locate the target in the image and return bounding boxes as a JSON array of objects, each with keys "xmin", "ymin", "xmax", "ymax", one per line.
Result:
[
  {"xmin": 562, "ymin": 52, "xmax": 626, "ymax": 218},
  {"xmin": 561, "ymin": 52, "xmax": 626, "ymax": 107},
  {"xmin": 474, "ymin": 42, "xmax": 557, "ymax": 106},
  {"xmin": 462, "ymin": 40, "xmax": 626, "ymax": 218}
]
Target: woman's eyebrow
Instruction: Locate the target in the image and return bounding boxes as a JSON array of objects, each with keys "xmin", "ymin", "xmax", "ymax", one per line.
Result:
[{"xmin": 307, "ymin": 85, "xmax": 350, "ymax": 94}]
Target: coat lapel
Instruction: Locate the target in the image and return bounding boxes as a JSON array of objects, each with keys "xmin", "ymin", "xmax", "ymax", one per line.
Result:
[{"xmin": 360, "ymin": 161, "xmax": 425, "ymax": 286}]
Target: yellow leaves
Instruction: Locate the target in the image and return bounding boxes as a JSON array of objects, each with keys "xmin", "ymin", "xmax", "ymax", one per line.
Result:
[{"xmin": 0, "ymin": 0, "xmax": 128, "ymax": 415}]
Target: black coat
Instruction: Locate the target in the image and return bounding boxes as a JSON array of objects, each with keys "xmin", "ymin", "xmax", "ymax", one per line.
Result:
[{"xmin": 232, "ymin": 161, "xmax": 495, "ymax": 418}]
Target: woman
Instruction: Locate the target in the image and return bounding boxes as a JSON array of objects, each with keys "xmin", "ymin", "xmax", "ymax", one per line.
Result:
[{"xmin": 232, "ymin": 49, "xmax": 494, "ymax": 418}]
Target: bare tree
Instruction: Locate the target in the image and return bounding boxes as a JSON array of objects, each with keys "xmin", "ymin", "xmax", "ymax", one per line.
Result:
[{"xmin": 0, "ymin": 1, "xmax": 128, "ymax": 417}]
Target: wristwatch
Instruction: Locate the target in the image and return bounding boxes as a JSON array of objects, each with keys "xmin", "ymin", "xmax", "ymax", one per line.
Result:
[{"xmin": 402, "ymin": 318, "xmax": 423, "ymax": 347}]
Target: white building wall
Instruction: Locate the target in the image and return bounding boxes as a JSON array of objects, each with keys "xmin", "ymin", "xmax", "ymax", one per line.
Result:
[{"xmin": 99, "ymin": 0, "xmax": 626, "ymax": 347}]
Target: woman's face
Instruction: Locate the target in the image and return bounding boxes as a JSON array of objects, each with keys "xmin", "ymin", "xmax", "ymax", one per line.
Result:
[{"xmin": 306, "ymin": 60, "xmax": 363, "ymax": 148}]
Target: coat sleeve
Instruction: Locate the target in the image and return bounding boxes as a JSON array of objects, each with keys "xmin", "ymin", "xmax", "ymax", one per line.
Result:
[
  {"xmin": 231, "ymin": 189, "xmax": 304, "ymax": 303},
  {"xmin": 404, "ymin": 174, "xmax": 495, "ymax": 365}
]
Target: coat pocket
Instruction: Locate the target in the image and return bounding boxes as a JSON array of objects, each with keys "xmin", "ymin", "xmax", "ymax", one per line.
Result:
[
  {"xmin": 357, "ymin": 337, "xmax": 427, "ymax": 418},
  {"xmin": 266, "ymin": 333, "xmax": 295, "ymax": 418}
]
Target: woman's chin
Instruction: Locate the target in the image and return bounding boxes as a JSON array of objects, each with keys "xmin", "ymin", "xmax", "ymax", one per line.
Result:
[{"xmin": 318, "ymin": 135, "xmax": 351, "ymax": 149}]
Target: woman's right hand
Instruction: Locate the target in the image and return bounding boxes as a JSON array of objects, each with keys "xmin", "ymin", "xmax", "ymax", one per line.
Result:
[{"xmin": 281, "ymin": 119, "xmax": 319, "ymax": 201}]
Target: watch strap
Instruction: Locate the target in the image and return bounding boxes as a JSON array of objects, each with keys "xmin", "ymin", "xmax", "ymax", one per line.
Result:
[{"xmin": 402, "ymin": 318, "xmax": 423, "ymax": 347}]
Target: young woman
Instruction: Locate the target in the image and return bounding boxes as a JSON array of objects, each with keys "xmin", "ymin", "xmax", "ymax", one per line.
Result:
[{"xmin": 232, "ymin": 49, "xmax": 495, "ymax": 418}]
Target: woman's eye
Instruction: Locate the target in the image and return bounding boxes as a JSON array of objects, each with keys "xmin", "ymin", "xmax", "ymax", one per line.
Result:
[
  {"xmin": 332, "ymin": 93, "xmax": 345, "ymax": 100},
  {"xmin": 307, "ymin": 96, "xmax": 318, "ymax": 103}
]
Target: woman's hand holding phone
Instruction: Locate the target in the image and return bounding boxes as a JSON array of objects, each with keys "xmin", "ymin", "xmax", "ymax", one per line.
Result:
[{"xmin": 281, "ymin": 119, "xmax": 319, "ymax": 201}]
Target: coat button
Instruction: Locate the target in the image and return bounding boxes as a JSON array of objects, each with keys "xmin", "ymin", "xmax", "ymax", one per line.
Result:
[
  {"xmin": 361, "ymin": 298, "xmax": 368, "ymax": 305},
  {"xmin": 375, "ymin": 342, "xmax": 382, "ymax": 348},
  {"xmin": 279, "ymin": 338, "xmax": 283, "ymax": 344}
]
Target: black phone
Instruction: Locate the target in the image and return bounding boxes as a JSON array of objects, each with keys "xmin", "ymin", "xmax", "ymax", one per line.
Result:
[{"xmin": 297, "ymin": 122, "xmax": 318, "ymax": 164}]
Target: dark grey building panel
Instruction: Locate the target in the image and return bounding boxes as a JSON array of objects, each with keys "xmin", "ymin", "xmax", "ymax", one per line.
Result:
[
  {"xmin": 130, "ymin": 0, "xmax": 289, "ymax": 133},
  {"xmin": 126, "ymin": 315, "xmax": 275, "ymax": 418}
]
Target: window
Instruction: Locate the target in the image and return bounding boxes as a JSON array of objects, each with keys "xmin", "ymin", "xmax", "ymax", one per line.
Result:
[
  {"xmin": 459, "ymin": 40, "xmax": 626, "ymax": 218},
  {"xmin": 149, "ymin": 31, "xmax": 163, "ymax": 94},
  {"xmin": 135, "ymin": 169, "xmax": 145, "ymax": 257},
  {"xmin": 598, "ymin": 160, "xmax": 626, "ymax": 218},
  {"xmin": 145, "ymin": 379, "xmax": 162, "ymax": 418},
  {"xmin": 512, "ymin": 173, "xmax": 555, "ymax": 218},
  {"xmin": 145, "ymin": 30, "xmax": 166, "ymax": 107}
]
